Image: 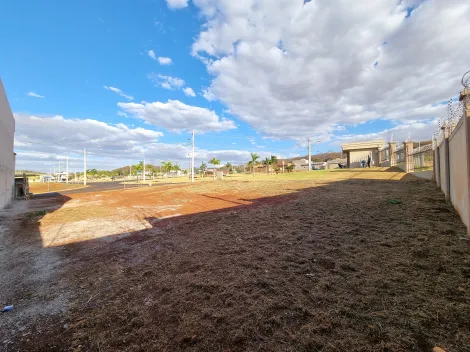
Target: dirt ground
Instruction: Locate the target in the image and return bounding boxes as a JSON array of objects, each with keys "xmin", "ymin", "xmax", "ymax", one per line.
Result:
[
  {"xmin": 29, "ymin": 182, "xmax": 85, "ymax": 194},
  {"xmin": 1, "ymin": 169, "xmax": 470, "ymax": 351}
]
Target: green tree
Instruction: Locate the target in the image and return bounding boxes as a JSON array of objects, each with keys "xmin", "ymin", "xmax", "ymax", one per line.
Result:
[
  {"xmin": 270, "ymin": 155, "xmax": 278, "ymax": 165},
  {"xmin": 263, "ymin": 157, "xmax": 271, "ymax": 174},
  {"xmin": 135, "ymin": 161, "xmax": 144, "ymax": 173},
  {"xmin": 161, "ymin": 161, "xmax": 173, "ymax": 174},
  {"xmin": 286, "ymin": 164, "xmax": 294, "ymax": 173},
  {"xmin": 199, "ymin": 162, "xmax": 207, "ymax": 177},
  {"xmin": 225, "ymin": 162, "xmax": 233, "ymax": 174},
  {"xmin": 248, "ymin": 152, "xmax": 260, "ymax": 176},
  {"xmin": 209, "ymin": 157, "xmax": 221, "ymax": 179}
]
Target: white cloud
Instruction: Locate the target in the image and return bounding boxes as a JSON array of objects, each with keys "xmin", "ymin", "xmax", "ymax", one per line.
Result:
[
  {"xmin": 104, "ymin": 86, "xmax": 134, "ymax": 100},
  {"xmin": 117, "ymin": 100, "xmax": 236, "ymax": 133},
  {"xmin": 183, "ymin": 87, "xmax": 196, "ymax": 97},
  {"xmin": 158, "ymin": 57, "xmax": 172, "ymax": 65},
  {"xmin": 165, "ymin": 0, "xmax": 188, "ymax": 9},
  {"xmin": 148, "ymin": 50, "xmax": 157, "ymax": 60},
  {"xmin": 27, "ymin": 92, "xmax": 44, "ymax": 99},
  {"xmin": 337, "ymin": 119, "xmax": 438, "ymax": 146},
  {"xmin": 149, "ymin": 74, "xmax": 185, "ymax": 90},
  {"xmin": 13, "ymin": 114, "xmax": 164, "ymax": 171},
  {"xmin": 117, "ymin": 111, "xmax": 128, "ymax": 118},
  {"xmin": 202, "ymin": 88, "xmax": 216, "ymax": 101},
  {"xmin": 13, "ymin": 113, "xmax": 266, "ymax": 172},
  {"xmin": 191, "ymin": 0, "xmax": 470, "ymax": 141}
]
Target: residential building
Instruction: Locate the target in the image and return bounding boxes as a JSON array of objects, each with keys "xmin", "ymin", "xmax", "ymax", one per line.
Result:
[
  {"xmin": 0, "ymin": 78, "xmax": 15, "ymax": 208},
  {"xmin": 342, "ymin": 140, "xmax": 384, "ymax": 168}
]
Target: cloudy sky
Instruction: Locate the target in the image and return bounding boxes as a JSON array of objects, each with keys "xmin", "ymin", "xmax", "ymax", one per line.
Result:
[{"xmin": 1, "ymin": 0, "xmax": 469, "ymax": 171}]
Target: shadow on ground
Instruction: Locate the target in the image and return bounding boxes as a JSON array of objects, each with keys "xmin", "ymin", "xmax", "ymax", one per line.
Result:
[{"xmin": 1, "ymin": 170, "xmax": 470, "ymax": 352}]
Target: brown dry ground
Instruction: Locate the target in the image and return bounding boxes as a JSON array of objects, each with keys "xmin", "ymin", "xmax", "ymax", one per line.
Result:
[
  {"xmin": 29, "ymin": 182, "xmax": 85, "ymax": 194},
  {"xmin": 1, "ymin": 169, "xmax": 470, "ymax": 352}
]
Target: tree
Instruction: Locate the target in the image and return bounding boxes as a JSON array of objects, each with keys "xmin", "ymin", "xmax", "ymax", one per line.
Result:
[
  {"xmin": 199, "ymin": 162, "xmax": 207, "ymax": 177},
  {"xmin": 173, "ymin": 164, "xmax": 181, "ymax": 172},
  {"xmin": 135, "ymin": 161, "xmax": 144, "ymax": 173},
  {"xmin": 263, "ymin": 157, "xmax": 271, "ymax": 174},
  {"xmin": 270, "ymin": 155, "xmax": 278, "ymax": 166},
  {"xmin": 286, "ymin": 164, "xmax": 295, "ymax": 173},
  {"xmin": 248, "ymin": 152, "xmax": 260, "ymax": 176},
  {"xmin": 225, "ymin": 162, "xmax": 233, "ymax": 174},
  {"xmin": 161, "ymin": 161, "xmax": 173, "ymax": 174},
  {"xmin": 209, "ymin": 157, "xmax": 221, "ymax": 179}
]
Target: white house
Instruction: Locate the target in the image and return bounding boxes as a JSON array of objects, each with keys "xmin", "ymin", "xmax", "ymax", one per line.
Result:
[{"xmin": 0, "ymin": 78, "xmax": 15, "ymax": 209}]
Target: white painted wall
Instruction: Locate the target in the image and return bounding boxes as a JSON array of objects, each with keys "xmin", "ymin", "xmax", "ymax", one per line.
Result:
[
  {"xmin": 449, "ymin": 119, "xmax": 469, "ymax": 228},
  {"xmin": 0, "ymin": 79, "xmax": 15, "ymax": 209}
]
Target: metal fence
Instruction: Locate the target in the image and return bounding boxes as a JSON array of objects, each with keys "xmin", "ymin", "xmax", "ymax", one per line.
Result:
[
  {"xmin": 379, "ymin": 147, "xmax": 389, "ymax": 162},
  {"xmin": 412, "ymin": 144, "xmax": 433, "ymax": 171},
  {"xmin": 396, "ymin": 146, "xmax": 405, "ymax": 164}
]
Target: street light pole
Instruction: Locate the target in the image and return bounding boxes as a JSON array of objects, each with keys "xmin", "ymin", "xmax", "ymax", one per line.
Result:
[
  {"xmin": 191, "ymin": 130, "xmax": 195, "ymax": 183},
  {"xmin": 307, "ymin": 137, "xmax": 311, "ymax": 172},
  {"xmin": 83, "ymin": 148, "xmax": 87, "ymax": 186},
  {"xmin": 66, "ymin": 156, "xmax": 69, "ymax": 184}
]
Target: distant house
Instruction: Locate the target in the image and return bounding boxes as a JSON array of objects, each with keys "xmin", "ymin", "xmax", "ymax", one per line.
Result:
[
  {"xmin": 292, "ymin": 159, "xmax": 310, "ymax": 171},
  {"xmin": 342, "ymin": 140, "xmax": 384, "ymax": 168}
]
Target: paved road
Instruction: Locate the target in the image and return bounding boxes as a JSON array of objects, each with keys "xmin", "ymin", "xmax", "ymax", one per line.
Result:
[{"xmin": 34, "ymin": 181, "xmax": 173, "ymax": 197}]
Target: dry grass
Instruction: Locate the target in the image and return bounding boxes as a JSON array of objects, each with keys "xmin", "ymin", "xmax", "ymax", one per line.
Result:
[
  {"xmin": 1, "ymin": 169, "xmax": 470, "ymax": 351},
  {"xmin": 29, "ymin": 182, "xmax": 86, "ymax": 194}
]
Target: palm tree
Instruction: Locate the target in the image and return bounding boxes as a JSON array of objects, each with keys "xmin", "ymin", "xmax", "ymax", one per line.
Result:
[
  {"xmin": 270, "ymin": 155, "xmax": 278, "ymax": 166},
  {"xmin": 263, "ymin": 157, "xmax": 271, "ymax": 174},
  {"xmin": 161, "ymin": 161, "xmax": 173, "ymax": 174},
  {"xmin": 249, "ymin": 152, "xmax": 260, "ymax": 176},
  {"xmin": 225, "ymin": 162, "xmax": 233, "ymax": 174},
  {"xmin": 209, "ymin": 157, "xmax": 221, "ymax": 179},
  {"xmin": 286, "ymin": 164, "xmax": 294, "ymax": 173},
  {"xmin": 199, "ymin": 162, "xmax": 207, "ymax": 177}
]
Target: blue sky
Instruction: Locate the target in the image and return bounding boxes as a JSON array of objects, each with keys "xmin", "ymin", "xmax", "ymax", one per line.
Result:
[{"xmin": 1, "ymin": 0, "xmax": 467, "ymax": 171}]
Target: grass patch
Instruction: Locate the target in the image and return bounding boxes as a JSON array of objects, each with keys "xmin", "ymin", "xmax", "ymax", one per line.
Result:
[
  {"xmin": 387, "ymin": 198, "xmax": 403, "ymax": 205},
  {"xmin": 27, "ymin": 209, "xmax": 48, "ymax": 218}
]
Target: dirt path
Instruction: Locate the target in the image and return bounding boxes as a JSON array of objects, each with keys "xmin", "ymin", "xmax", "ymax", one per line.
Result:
[{"xmin": 1, "ymin": 171, "xmax": 470, "ymax": 351}]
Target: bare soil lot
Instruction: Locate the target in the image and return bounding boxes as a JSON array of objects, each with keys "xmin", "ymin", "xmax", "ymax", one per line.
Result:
[
  {"xmin": 1, "ymin": 169, "xmax": 470, "ymax": 351},
  {"xmin": 29, "ymin": 182, "xmax": 85, "ymax": 194}
]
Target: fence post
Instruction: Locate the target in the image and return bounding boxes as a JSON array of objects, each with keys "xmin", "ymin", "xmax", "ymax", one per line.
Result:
[
  {"xmin": 404, "ymin": 141, "xmax": 414, "ymax": 173},
  {"xmin": 442, "ymin": 137, "xmax": 451, "ymax": 201},
  {"xmin": 389, "ymin": 142, "xmax": 397, "ymax": 167},
  {"xmin": 461, "ymin": 89, "xmax": 470, "ymax": 234}
]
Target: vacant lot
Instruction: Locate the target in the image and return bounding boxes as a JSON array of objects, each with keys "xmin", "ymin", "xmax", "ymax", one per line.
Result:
[
  {"xmin": 1, "ymin": 169, "xmax": 469, "ymax": 351},
  {"xmin": 29, "ymin": 182, "xmax": 85, "ymax": 194}
]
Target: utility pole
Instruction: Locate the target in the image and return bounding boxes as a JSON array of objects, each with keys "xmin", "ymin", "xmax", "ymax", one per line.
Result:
[
  {"xmin": 191, "ymin": 130, "xmax": 195, "ymax": 183},
  {"xmin": 66, "ymin": 157, "xmax": 69, "ymax": 184},
  {"xmin": 84, "ymin": 149, "xmax": 87, "ymax": 186},
  {"xmin": 143, "ymin": 155, "xmax": 146, "ymax": 183},
  {"xmin": 307, "ymin": 137, "xmax": 312, "ymax": 172}
]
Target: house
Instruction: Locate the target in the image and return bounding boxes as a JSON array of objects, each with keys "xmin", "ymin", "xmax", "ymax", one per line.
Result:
[
  {"xmin": 0, "ymin": 79, "xmax": 15, "ymax": 209},
  {"xmin": 341, "ymin": 140, "xmax": 384, "ymax": 168},
  {"xmin": 292, "ymin": 159, "xmax": 310, "ymax": 171}
]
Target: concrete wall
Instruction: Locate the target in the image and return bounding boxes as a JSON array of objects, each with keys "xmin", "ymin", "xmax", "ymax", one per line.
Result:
[
  {"xmin": 0, "ymin": 79, "xmax": 15, "ymax": 209},
  {"xmin": 413, "ymin": 170, "xmax": 433, "ymax": 180},
  {"xmin": 439, "ymin": 141, "xmax": 448, "ymax": 198},
  {"xmin": 433, "ymin": 99, "xmax": 470, "ymax": 234},
  {"xmin": 348, "ymin": 149, "xmax": 377, "ymax": 168},
  {"xmin": 449, "ymin": 118, "xmax": 469, "ymax": 228}
]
